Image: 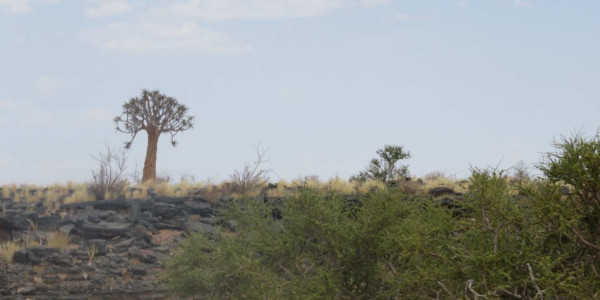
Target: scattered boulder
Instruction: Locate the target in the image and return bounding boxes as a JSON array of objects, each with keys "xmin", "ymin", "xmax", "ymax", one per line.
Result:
[
  {"xmin": 0, "ymin": 214, "xmax": 29, "ymax": 232},
  {"xmin": 12, "ymin": 250, "xmax": 28, "ymax": 264},
  {"xmin": 35, "ymin": 215, "xmax": 62, "ymax": 231},
  {"xmin": 27, "ymin": 246, "xmax": 60, "ymax": 258},
  {"xmin": 428, "ymin": 187, "xmax": 455, "ymax": 197},
  {"xmin": 76, "ymin": 221, "xmax": 132, "ymax": 239},
  {"xmin": 129, "ymin": 264, "xmax": 148, "ymax": 276}
]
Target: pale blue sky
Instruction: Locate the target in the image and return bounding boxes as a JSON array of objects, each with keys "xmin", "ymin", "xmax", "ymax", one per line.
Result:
[{"xmin": 0, "ymin": 0, "xmax": 598, "ymax": 184}]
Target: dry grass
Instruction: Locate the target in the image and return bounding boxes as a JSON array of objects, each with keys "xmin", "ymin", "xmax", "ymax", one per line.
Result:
[
  {"xmin": 421, "ymin": 172, "xmax": 469, "ymax": 194},
  {"xmin": 87, "ymin": 245, "xmax": 97, "ymax": 263},
  {"xmin": 2, "ymin": 174, "xmax": 469, "ymax": 210},
  {"xmin": 47, "ymin": 232, "xmax": 71, "ymax": 248},
  {"xmin": 151, "ymin": 229, "xmax": 181, "ymax": 246},
  {"xmin": 63, "ymin": 189, "xmax": 95, "ymax": 204},
  {"xmin": 0, "ymin": 241, "xmax": 22, "ymax": 262}
]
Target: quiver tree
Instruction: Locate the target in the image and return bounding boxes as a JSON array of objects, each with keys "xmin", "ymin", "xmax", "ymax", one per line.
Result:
[{"xmin": 114, "ymin": 89, "xmax": 195, "ymax": 182}]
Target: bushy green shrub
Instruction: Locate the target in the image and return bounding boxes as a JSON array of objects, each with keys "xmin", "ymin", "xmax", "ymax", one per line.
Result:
[
  {"xmin": 164, "ymin": 133, "xmax": 600, "ymax": 299},
  {"xmin": 350, "ymin": 145, "xmax": 411, "ymax": 183}
]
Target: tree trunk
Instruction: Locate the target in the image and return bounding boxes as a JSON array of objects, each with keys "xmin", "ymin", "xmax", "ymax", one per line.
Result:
[{"xmin": 142, "ymin": 129, "xmax": 159, "ymax": 182}]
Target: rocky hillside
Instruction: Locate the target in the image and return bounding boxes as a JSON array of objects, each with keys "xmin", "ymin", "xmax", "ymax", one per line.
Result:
[{"xmin": 0, "ymin": 193, "xmax": 222, "ymax": 299}]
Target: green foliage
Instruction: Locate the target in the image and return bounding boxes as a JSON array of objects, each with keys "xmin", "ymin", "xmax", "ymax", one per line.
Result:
[
  {"xmin": 538, "ymin": 133, "xmax": 600, "ymax": 245},
  {"xmin": 350, "ymin": 145, "xmax": 411, "ymax": 183},
  {"xmin": 164, "ymin": 133, "xmax": 600, "ymax": 299}
]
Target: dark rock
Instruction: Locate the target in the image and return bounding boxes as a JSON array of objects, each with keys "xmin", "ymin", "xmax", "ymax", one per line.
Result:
[
  {"xmin": 153, "ymin": 196, "xmax": 184, "ymax": 205},
  {"xmin": 13, "ymin": 250, "xmax": 27, "ymax": 264},
  {"xmin": 76, "ymin": 221, "xmax": 132, "ymax": 239},
  {"xmin": 151, "ymin": 203, "xmax": 181, "ymax": 219},
  {"xmin": 111, "ymin": 238, "xmax": 135, "ymax": 254},
  {"xmin": 26, "ymin": 249, "xmax": 40, "ymax": 265},
  {"xmin": 440, "ymin": 197, "xmax": 455, "ymax": 208},
  {"xmin": 87, "ymin": 214, "xmax": 101, "ymax": 223},
  {"xmin": 129, "ymin": 265, "xmax": 147, "ymax": 276},
  {"xmin": 47, "ymin": 253, "xmax": 72, "ymax": 266},
  {"xmin": 132, "ymin": 226, "xmax": 152, "ymax": 245},
  {"xmin": 59, "ymin": 224, "xmax": 75, "ymax": 234},
  {"xmin": 92, "ymin": 199, "xmax": 130, "ymax": 211},
  {"xmin": 0, "ymin": 215, "xmax": 29, "ymax": 231},
  {"xmin": 128, "ymin": 247, "xmax": 156, "ymax": 264},
  {"xmin": 428, "ymin": 187, "xmax": 455, "ymax": 197},
  {"xmin": 189, "ymin": 202, "xmax": 213, "ymax": 217},
  {"xmin": 36, "ymin": 215, "xmax": 62, "ymax": 231},
  {"xmin": 42, "ymin": 274, "xmax": 60, "ymax": 285},
  {"xmin": 16, "ymin": 284, "xmax": 37, "ymax": 295},
  {"xmin": 154, "ymin": 218, "xmax": 186, "ymax": 231},
  {"xmin": 187, "ymin": 222, "xmax": 216, "ymax": 233},
  {"xmin": 81, "ymin": 239, "xmax": 108, "ymax": 256},
  {"xmin": 27, "ymin": 247, "xmax": 60, "ymax": 258}
]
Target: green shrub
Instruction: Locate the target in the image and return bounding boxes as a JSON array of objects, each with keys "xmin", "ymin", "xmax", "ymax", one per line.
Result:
[
  {"xmin": 350, "ymin": 145, "xmax": 411, "ymax": 183},
  {"xmin": 164, "ymin": 133, "xmax": 600, "ymax": 299}
]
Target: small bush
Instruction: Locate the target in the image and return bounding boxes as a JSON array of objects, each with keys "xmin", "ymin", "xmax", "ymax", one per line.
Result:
[
  {"xmin": 87, "ymin": 145, "xmax": 129, "ymax": 200},
  {"xmin": 229, "ymin": 145, "xmax": 271, "ymax": 195}
]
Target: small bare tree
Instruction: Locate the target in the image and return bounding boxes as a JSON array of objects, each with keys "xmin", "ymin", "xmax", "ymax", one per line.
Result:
[
  {"xmin": 88, "ymin": 145, "xmax": 128, "ymax": 200},
  {"xmin": 230, "ymin": 145, "xmax": 271, "ymax": 195},
  {"xmin": 114, "ymin": 89, "xmax": 195, "ymax": 182}
]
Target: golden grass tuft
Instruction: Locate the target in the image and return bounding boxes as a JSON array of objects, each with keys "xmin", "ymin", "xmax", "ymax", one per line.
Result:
[
  {"xmin": 63, "ymin": 189, "xmax": 94, "ymax": 204},
  {"xmin": 47, "ymin": 232, "xmax": 71, "ymax": 249},
  {"xmin": 0, "ymin": 241, "xmax": 22, "ymax": 263}
]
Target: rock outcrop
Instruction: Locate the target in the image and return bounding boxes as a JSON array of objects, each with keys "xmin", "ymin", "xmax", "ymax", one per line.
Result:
[{"xmin": 0, "ymin": 195, "xmax": 222, "ymax": 299}]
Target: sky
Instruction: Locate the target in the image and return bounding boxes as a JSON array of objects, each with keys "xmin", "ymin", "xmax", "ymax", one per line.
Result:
[{"xmin": 0, "ymin": 0, "xmax": 599, "ymax": 185}]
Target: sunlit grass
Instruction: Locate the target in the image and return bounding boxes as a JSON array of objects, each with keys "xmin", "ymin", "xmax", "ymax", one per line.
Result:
[
  {"xmin": 0, "ymin": 241, "xmax": 22, "ymax": 263},
  {"xmin": 1, "ymin": 175, "xmax": 474, "ymax": 208},
  {"xmin": 47, "ymin": 232, "xmax": 71, "ymax": 249}
]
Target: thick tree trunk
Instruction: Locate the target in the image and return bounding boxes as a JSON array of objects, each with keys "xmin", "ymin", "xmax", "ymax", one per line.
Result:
[{"xmin": 142, "ymin": 129, "xmax": 159, "ymax": 182}]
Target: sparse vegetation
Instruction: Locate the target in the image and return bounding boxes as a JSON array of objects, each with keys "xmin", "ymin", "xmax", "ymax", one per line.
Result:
[
  {"xmin": 47, "ymin": 232, "xmax": 71, "ymax": 249},
  {"xmin": 229, "ymin": 144, "xmax": 271, "ymax": 196},
  {"xmin": 87, "ymin": 245, "xmax": 97, "ymax": 264},
  {"xmin": 0, "ymin": 241, "xmax": 22, "ymax": 263},
  {"xmin": 87, "ymin": 145, "xmax": 129, "ymax": 200}
]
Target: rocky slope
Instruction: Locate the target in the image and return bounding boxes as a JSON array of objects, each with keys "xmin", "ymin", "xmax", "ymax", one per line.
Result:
[{"xmin": 0, "ymin": 193, "xmax": 222, "ymax": 300}]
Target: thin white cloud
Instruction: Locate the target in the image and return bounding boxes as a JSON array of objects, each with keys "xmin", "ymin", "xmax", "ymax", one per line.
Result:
[
  {"xmin": 153, "ymin": 0, "xmax": 388, "ymax": 21},
  {"xmin": 81, "ymin": 107, "xmax": 115, "ymax": 121},
  {"xmin": 80, "ymin": 0, "xmax": 388, "ymax": 55},
  {"xmin": 457, "ymin": 1, "xmax": 468, "ymax": 8},
  {"xmin": 0, "ymin": 0, "xmax": 59, "ymax": 15},
  {"xmin": 514, "ymin": 0, "xmax": 532, "ymax": 7},
  {"xmin": 359, "ymin": 0, "xmax": 391, "ymax": 8},
  {"xmin": 85, "ymin": 0, "xmax": 131, "ymax": 18},
  {"xmin": 0, "ymin": 0, "xmax": 31, "ymax": 14},
  {"xmin": 393, "ymin": 12, "xmax": 438, "ymax": 23},
  {"xmin": 0, "ymin": 100, "xmax": 32, "ymax": 111},
  {"xmin": 31, "ymin": 76, "xmax": 86, "ymax": 93},
  {"xmin": 80, "ymin": 22, "xmax": 253, "ymax": 55}
]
